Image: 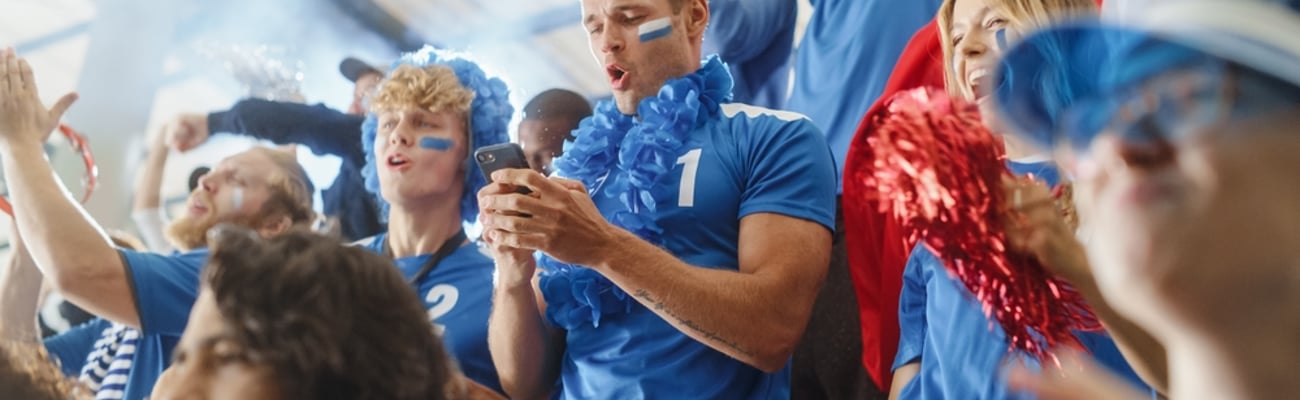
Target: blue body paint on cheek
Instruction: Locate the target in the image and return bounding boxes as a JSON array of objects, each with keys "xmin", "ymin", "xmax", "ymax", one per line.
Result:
[
  {"xmin": 639, "ymin": 17, "xmax": 672, "ymax": 42},
  {"xmin": 994, "ymin": 28, "xmax": 1012, "ymax": 93},
  {"xmin": 419, "ymin": 137, "xmax": 454, "ymax": 151}
]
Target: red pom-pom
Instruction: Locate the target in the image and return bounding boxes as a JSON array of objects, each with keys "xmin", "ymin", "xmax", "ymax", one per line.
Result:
[{"xmin": 855, "ymin": 87, "xmax": 1101, "ymax": 359}]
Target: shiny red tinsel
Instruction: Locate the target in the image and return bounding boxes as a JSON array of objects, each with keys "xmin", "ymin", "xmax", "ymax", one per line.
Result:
[{"xmin": 858, "ymin": 87, "xmax": 1102, "ymax": 359}]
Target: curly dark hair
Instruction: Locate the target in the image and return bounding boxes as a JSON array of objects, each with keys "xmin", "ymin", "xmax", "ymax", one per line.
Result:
[
  {"xmin": 0, "ymin": 343, "xmax": 85, "ymax": 400},
  {"xmin": 202, "ymin": 226, "xmax": 452, "ymax": 400}
]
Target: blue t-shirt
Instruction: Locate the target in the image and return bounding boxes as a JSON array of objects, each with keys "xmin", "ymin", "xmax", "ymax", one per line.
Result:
[
  {"xmin": 45, "ymin": 319, "xmax": 112, "ymax": 379},
  {"xmin": 358, "ymin": 236, "xmax": 503, "ymax": 394},
  {"xmin": 703, "ymin": 0, "xmax": 797, "ymax": 109},
  {"xmin": 552, "ymin": 104, "xmax": 838, "ymax": 399},
  {"xmin": 44, "ymin": 249, "xmax": 208, "ymax": 399},
  {"xmin": 892, "ymin": 161, "xmax": 1153, "ymax": 399},
  {"xmin": 785, "ymin": 0, "xmax": 942, "ymax": 191}
]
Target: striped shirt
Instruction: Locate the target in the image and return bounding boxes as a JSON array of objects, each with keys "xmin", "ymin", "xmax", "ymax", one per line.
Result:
[{"xmin": 77, "ymin": 323, "xmax": 141, "ymax": 400}]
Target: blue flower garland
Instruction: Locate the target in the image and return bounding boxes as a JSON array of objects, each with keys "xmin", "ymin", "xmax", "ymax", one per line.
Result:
[{"xmin": 539, "ymin": 56, "xmax": 733, "ymax": 329}]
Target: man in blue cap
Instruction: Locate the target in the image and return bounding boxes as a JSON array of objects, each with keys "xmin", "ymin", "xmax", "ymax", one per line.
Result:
[{"xmin": 994, "ymin": 1, "xmax": 1300, "ymax": 398}]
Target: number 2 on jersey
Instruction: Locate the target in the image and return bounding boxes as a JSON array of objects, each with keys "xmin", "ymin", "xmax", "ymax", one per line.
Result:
[
  {"xmin": 676, "ymin": 148, "xmax": 703, "ymax": 207},
  {"xmin": 426, "ymin": 284, "xmax": 460, "ymax": 334}
]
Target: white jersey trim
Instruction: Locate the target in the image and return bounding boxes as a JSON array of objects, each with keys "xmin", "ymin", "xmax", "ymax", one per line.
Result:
[{"xmin": 720, "ymin": 103, "xmax": 810, "ymax": 122}]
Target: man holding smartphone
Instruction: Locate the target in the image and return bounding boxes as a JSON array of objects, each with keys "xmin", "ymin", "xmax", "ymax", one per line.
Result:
[{"xmin": 478, "ymin": 0, "xmax": 837, "ymax": 398}]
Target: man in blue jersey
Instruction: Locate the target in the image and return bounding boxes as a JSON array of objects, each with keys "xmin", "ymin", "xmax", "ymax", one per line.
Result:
[
  {"xmin": 0, "ymin": 50, "xmax": 317, "ymax": 398},
  {"xmin": 352, "ymin": 46, "xmax": 513, "ymax": 395},
  {"xmin": 478, "ymin": 1, "xmax": 837, "ymax": 398}
]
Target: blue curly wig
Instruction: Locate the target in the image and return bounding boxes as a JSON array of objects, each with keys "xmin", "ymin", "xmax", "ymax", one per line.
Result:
[{"xmin": 360, "ymin": 46, "xmax": 515, "ymax": 224}]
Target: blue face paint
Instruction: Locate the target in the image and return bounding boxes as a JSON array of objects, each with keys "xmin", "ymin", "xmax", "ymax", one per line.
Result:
[
  {"xmin": 993, "ymin": 28, "xmax": 1012, "ymax": 97},
  {"xmin": 638, "ymin": 17, "xmax": 672, "ymax": 42},
  {"xmin": 419, "ymin": 137, "xmax": 454, "ymax": 151}
]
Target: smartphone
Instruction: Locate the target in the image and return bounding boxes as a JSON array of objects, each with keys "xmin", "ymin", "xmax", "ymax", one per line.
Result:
[{"xmin": 474, "ymin": 143, "xmax": 533, "ymax": 194}]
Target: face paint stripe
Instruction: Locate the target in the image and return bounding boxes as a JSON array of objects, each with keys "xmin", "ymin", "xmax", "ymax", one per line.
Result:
[
  {"xmin": 419, "ymin": 137, "xmax": 454, "ymax": 151},
  {"xmin": 994, "ymin": 28, "xmax": 1013, "ymax": 96},
  {"xmin": 231, "ymin": 187, "xmax": 244, "ymax": 211},
  {"xmin": 638, "ymin": 17, "xmax": 672, "ymax": 42}
]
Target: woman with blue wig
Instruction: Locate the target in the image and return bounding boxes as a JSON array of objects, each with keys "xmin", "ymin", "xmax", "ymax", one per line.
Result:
[{"xmin": 353, "ymin": 46, "xmax": 513, "ymax": 396}]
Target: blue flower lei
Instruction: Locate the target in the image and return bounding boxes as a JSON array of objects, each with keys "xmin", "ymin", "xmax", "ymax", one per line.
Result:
[{"xmin": 538, "ymin": 56, "xmax": 733, "ymax": 329}]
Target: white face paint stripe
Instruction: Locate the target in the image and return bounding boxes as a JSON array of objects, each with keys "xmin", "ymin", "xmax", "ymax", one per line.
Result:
[
  {"xmin": 231, "ymin": 187, "xmax": 244, "ymax": 211},
  {"xmin": 638, "ymin": 17, "xmax": 673, "ymax": 42}
]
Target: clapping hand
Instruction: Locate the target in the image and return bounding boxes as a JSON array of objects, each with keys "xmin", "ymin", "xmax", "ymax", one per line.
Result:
[{"xmin": 0, "ymin": 47, "xmax": 78, "ymax": 150}]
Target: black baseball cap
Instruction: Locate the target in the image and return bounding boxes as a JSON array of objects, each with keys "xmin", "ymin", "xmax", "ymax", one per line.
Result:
[
  {"xmin": 339, "ymin": 57, "xmax": 384, "ymax": 82},
  {"xmin": 188, "ymin": 166, "xmax": 211, "ymax": 192}
]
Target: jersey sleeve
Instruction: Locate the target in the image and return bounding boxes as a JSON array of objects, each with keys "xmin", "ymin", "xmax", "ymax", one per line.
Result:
[
  {"xmin": 893, "ymin": 246, "xmax": 932, "ymax": 369},
  {"xmin": 703, "ymin": 0, "xmax": 795, "ymax": 63},
  {"xmin": 738, "ymin": 116, "xmax": 838, "ymax": 231},
  {"xmin": 208, "ymin": 99, "xmax": 367, "ymax": 166},
  {"xmin": 43, "ymin": 318, "xmax": 110, "ymax": 377},
  {"xmin": 120, "ymin": 249, "xmax": 205, "ymax": 336}
]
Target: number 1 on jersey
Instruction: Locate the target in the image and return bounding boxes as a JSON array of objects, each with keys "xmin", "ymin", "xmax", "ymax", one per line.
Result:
[{"xmin": 676, "ymin": 148, "xmax": 702, "ymax": 207}]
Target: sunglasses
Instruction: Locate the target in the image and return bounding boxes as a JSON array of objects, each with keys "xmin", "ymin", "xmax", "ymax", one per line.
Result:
[{"xmin": 1054, "ymin": 63, "xmax": 1300, "ymax": 156}]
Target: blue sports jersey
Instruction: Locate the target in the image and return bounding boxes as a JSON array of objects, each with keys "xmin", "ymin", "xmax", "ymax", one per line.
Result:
[
  {"xmin": 786, "ymin": 0, "xmax": 942, "ymax": 191},
  {"xmin": 358, "ymin": 236, "xmax": 502, "ymax": 394},
  {"xmin": 892, "ymin": 161, "xmax": 1153, "ymax": 399},
  {"xmin": 551, "ymin": 104, "xmax": 838, "ymax": 399},
  {"xmin": 47, "ymin": 249, "xmax": 209, "ymax": 399}
]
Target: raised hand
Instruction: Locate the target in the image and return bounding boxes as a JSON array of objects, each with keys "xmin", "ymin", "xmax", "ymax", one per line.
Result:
[
  {"xmin": 1002, "ymin": 176, "xmax": 1091, "ymax": 284},
  {"xmin": 162, "ymin": 113, "xmax": 211, "ymax": 152},
  {"xmin": 0, "ymin": 47, "xmax": 78, "ymax": 150}
]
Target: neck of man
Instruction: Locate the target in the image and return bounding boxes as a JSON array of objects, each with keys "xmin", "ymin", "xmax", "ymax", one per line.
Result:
[
  {"xmin": 1166, "ymin": 321, "xmax": 1300, "ymax": 399},
  {"xmin": 385, "ymin": 195, "xmax": 464, "ymax": 258},
  {"xmin": 625, "ymin": 57, "xmax": 706, "ymax": 117}
]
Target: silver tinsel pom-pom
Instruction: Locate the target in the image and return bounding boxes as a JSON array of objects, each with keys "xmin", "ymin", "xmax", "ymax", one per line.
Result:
[{"xmin": 195, "ymin": 42, "xmax": 306, "ymax": 102}]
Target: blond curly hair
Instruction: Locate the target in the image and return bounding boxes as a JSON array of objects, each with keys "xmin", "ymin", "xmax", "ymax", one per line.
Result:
[{"xmin": 369, "ymin": 64, "xmax": 475, "ymax": 117}]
